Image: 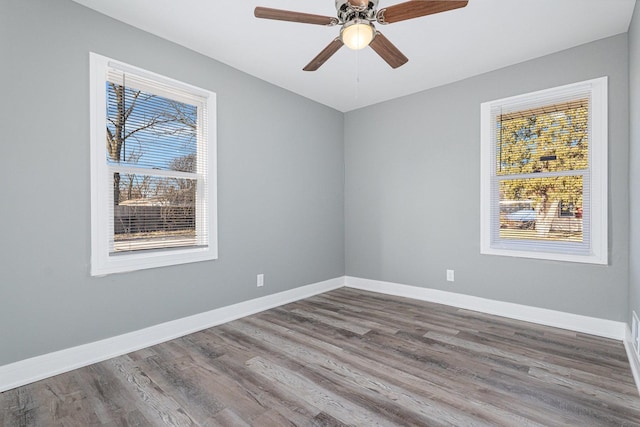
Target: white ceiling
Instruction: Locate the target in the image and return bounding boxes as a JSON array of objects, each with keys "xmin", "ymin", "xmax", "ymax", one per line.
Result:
[{"xmin": 72, "ymin": 0, "xmax": 636, "ymax": 112}]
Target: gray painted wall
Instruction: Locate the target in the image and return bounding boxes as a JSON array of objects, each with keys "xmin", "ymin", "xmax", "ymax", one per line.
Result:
[
  {"xmin": 630, "ymin": 3, "xmax": 640, "ymax": 328},
  {"xmin": 0, "ymin": 0, "xmax": 345, "ymax": 366},
  {"xmin": 345, "ymin": 34, "xmax": 630, "ymax": 321}
]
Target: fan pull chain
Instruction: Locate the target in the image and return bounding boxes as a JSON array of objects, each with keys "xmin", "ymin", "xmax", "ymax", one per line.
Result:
[{"xmin": 354, "ymin": 47, "xmax": 360, "ymax": 100}]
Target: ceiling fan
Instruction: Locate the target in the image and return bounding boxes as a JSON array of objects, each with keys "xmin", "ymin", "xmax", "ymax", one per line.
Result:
[{"xmin": 254, "ymin": 0, "xmax": 469, "ymax": 71}]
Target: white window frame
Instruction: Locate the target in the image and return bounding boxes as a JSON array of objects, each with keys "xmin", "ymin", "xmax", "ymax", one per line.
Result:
[
  {"xmin": 90, "ymin": 53, "xmax": 217, "ymax": 276},
  {"xmin": 480, "ymin": 77, "xmax": 607, "ymax": 264}
]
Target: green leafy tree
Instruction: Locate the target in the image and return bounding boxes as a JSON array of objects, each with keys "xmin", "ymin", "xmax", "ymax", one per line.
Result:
[{"xmin": 497, "ymin": 102, "xmax": 588, "ymax": 236}]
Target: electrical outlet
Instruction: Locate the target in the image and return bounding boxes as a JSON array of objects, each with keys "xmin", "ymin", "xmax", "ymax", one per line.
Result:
[
  {"xmin": 257, "ymin": 274, "xmax": 264, "ymax": 287},
  {"xmin": 446, "ymin": 269, "xmax": 454, "ymax": 282}
]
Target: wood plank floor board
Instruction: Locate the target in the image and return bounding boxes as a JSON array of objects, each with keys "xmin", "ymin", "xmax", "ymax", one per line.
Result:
[
  {"xmin": 246, "ymin": 300, "xmax": 632, "ymax": 422},
  {"xmin": 272, "ymin": 294, "xmax": 636, "ymax": 424},
  {"xmin": 484, "ymin": 327, "xmax": 628, "ymax": 366},
  {"xmin": 426, "ymin": 328, "xmax": 640, "ymax": 405},
  {"xmin": 106, "ymin": 356, "xmax": 198, "ymax": 427},
  {"xmin": 130, "ymin": 351, "xmax": 226, "ymax": 422},
  {"xmin": 199, "ymin": 338, "xmax": 327, "ymax": 425},
  {"xmin": 486, "ymin": 367, "xmax": 638, "ymax": 426},
  {"xmin": 2, "ymin": 288, "xmax": 640, "ymax": 426},
  {"xmin": 229, "ymin": 320, "xmax": 482, "ymax": 426},
  {"xmin": 455, "ymin": 328, "xmax": 627, "ymax": 379},
  {"xmin": 291, "ymin": 301, "xmax": 402, "ymax": 336},
  {"xmin": 170, "ymin": 337, "xmax": 275, "ymax": 423},
  {"xmin": 72, "ymin": 363, "xmax": 145, "ymax": 426},
  {"xmin": 237, "ymin": 318, "xmax": 536, "ymax": 427}
]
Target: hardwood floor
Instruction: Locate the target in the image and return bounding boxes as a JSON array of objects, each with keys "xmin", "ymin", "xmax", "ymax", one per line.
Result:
[{"xmin": 2, "ymin": 288, "xmax": 640, "ymax": 426}]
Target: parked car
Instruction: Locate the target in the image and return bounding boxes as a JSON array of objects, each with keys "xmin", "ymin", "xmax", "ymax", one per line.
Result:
[
  {"xmin": 500, "ymin": 200, "xmax": 535, "ymax": 229},
  {"xmin": 505, "ymin": 209, "xmax": 536, "ymax": 229}
]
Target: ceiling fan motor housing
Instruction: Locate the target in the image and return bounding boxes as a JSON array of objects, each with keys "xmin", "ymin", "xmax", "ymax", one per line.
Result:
[{"xmin": 335, "ymin": 0, "xmax": 378, "ymax": 23}]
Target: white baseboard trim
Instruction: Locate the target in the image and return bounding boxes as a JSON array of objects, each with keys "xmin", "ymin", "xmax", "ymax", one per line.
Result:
[
  {"xmin": 0, "ymin": 276, "xmax": 344, "ymax": 393},
  {"xmin": 345, "ymin": 276, "xmax": 626, "ymax": 340},
  {"xmin": 624, "ymin": 325, "xmax": 640, "ymax": 396}
]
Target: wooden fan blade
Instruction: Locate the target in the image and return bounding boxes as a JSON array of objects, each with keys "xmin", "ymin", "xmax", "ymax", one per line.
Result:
[
  {"xmin": 303, "ymin": 38, "xmax": 344, "ymax": 71},
  {"xmin": 369, "ymin": 32, "xmax": 408, "ymax": 68},
  {"xmin": 377, "ymin": 0, "xmax": 468, "ymax": 24},
  {"xmin": 255, "ymin": 7, "xmax": 338, "ymax": 26}
]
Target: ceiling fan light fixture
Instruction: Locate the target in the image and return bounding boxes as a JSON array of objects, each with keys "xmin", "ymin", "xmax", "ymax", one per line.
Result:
[
  {"xmin": 254, "ymin": 0, "xmax": 469, "ymax": 71},
  {"xmin": 341, "ymin": 20, "xmax": 374, "ymax": 50}
]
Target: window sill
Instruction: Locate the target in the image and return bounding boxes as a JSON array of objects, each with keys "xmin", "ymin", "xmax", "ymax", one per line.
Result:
[
  {"xmin": 480, "ymin": 246, "xmax": 607, "ymax": 265},
  {"xmin": 91, "ymin": 245, "xmax": 217, "ymax": 276}
]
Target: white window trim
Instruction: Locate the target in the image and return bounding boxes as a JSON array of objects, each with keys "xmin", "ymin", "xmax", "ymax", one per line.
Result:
[
  {"xmin": 480, "ymin": 77, "xmax": 607, "ymax": 265},
  {"xmin": 89, "ymin": 53, "xmax": 218, "ymax": 276}
]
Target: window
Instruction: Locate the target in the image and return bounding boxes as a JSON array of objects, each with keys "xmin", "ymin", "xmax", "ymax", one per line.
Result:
[
  {"xmin": 90, "ymin": 53, "xmax": 217, "ymax": 275},
  {"xmin": 480, "ymin": 77, "xmax": 607, "ymax": 264}
]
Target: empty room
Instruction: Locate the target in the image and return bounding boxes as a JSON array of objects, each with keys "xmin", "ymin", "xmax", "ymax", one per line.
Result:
[{"xmin": 2, "ymin": 0, "xmax": 640, "ymax": 425}]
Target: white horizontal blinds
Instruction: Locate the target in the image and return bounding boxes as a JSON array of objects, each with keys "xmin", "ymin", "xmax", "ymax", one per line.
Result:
[
  {"xmin": 106, "ymin": 67, "xmax": 208, "ymax": 254},
  {"xmin": 490, "ymin": 87, "xmax": 592, "ymax": 255}
]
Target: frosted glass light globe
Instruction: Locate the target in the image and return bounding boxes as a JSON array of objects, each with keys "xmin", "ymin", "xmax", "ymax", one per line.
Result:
[{"xmin": 341, "ymin": 21, "xmax": 374, "ymax": 50}]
